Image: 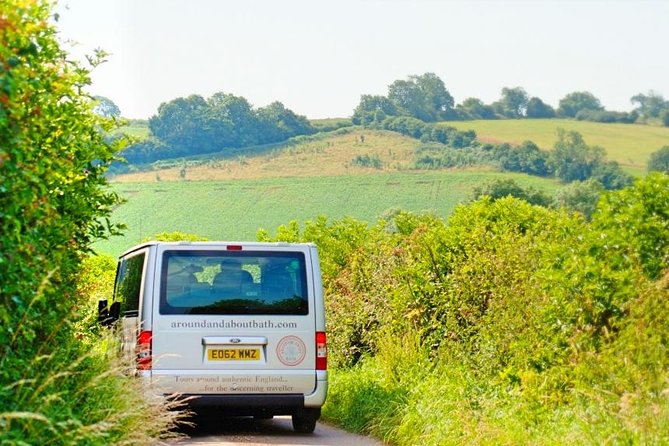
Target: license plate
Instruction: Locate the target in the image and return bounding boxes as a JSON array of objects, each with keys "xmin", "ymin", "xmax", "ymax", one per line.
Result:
[{"xmin": 207, "ymin": 348, "xmax": 260, "ymax": 361}]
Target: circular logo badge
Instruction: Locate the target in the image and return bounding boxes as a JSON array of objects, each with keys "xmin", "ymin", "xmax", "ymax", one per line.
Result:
[{"xmin": 276, "ymin": 336, "xmax": 306, "ymax": 366}]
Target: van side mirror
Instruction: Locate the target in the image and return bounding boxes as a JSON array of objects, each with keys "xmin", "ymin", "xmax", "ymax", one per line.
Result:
[
  {"xmin": 98, "ymin": 299, "xmax": 120, "ymax": 326},
  {"xmin": 109, "ymin": 301, "xmax": 121, "ymax": 321}
]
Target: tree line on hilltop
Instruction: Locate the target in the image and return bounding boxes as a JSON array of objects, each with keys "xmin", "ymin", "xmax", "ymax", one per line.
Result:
[
  {"xmin": 109, "ymin": 72, "xmax": 668, "ymax": 173},
  {"xmin": 352, "ymin": 72, "xmax": 669, "ymax": 126},
  {"xmin": 119, "ymin": 93, "xmax": 320, "ymax": 164}
]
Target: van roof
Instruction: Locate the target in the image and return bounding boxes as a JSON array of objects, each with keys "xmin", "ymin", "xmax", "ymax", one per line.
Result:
[{"xmin": 119, "ymin": 241, "xmax": 316, "ymax": 258}]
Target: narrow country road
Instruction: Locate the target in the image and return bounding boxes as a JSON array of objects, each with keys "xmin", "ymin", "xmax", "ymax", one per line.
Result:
[{"xmin": 172, "ymin": 413, "xmax": 385, "ymax": 446}]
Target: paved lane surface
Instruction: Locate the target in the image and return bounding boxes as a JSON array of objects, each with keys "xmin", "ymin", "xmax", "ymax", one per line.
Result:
[{"xmin": 173, "ymin": 413, "xmax": 385, "ymax": 446}]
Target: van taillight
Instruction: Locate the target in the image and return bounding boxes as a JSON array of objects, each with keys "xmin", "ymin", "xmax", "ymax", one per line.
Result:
[
  {"xmin": 316, "ymin": 331, "xmax": 327, "ymax": 370},
  {"xmin": 137, "ymin": 330, "xmax": 152, "ymax": 370}
]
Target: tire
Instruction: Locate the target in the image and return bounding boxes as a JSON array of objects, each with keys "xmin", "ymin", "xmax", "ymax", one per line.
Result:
[{"xmin": 291, "ymin": 408, "xmax": 320, "ymax": 433}]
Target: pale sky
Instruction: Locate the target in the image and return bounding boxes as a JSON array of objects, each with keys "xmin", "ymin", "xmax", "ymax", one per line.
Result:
[{"xmin": 55, "ymin": 0, "xmax": 669, "ymax": 120}]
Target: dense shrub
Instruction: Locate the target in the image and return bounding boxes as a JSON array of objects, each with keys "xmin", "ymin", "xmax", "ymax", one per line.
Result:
[
  {"xmin": 414, "ymin": 143, "xmax": 492, "ymax": 169},
  {"xmin": 490, "ymin": 141, "xmax": 552, "ymax": 176},
  {"xmin": 647, "ymin": 145, "xmax": 669, "ymax": 173},
  {"xmin": 590, "ymin": 173, "xmax": 669, "ymax": 280},
  {"xmin": 261, "ymin": 175, "xmax": 669, "ymax": 445},
  {"xmin": 553, "ymin": 179, "xmax": 604, "ymax": 220},
  {"xmin": 351, "ymin": 154, "xmax": 382, "ymax": 169},
  {"xmin": 379, "ymin": 116, "xmax": 477, "ymax": 148},
  {"xmin": 470, "ymin": 178, "xmax": 553, "ymax": 207},
  {"xmin": 311, "ymin": 118, "xmax": 353, "ymax": 133},
  {"xmin": 575, "ymin": 109, "xmax": 638, "ymax": 123},
  {"xmin": 118, "ymin": 137, "xmax": 172, "ymax": 165},
  {"xmin": 590, "ymin": 159, "xmax": 633, "ymax": 190}
]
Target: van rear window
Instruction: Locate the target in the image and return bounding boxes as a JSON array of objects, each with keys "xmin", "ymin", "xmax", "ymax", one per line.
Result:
[{"xmin": 159, "ymin": 250, "xmax": 309, "ymax": 315}]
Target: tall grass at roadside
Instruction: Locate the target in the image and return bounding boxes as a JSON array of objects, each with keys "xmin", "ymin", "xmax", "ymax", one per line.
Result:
[
  {"xmin": 2, "ymin": 341, "xmax": 183, "ymax": 445},
  {"xmin": 1, "ymin": 254, "xmax": 184, "ymax": 445}
]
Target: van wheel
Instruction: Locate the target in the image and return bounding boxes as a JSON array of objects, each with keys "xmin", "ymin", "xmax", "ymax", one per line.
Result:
[{"xmin": 292, "ymin": 408, "xmax": 320, "ymax": 433}]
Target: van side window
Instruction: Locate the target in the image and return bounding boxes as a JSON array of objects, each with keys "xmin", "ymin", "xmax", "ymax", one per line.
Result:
[{"xmin": 114, "ymin": 253, "xmax": 146, "ymax": 317}]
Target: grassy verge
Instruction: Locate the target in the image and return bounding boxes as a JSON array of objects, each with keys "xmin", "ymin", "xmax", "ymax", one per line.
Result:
[{"xmin": 1, "ymin": 255, "xmax": 183, "ymax": 444}]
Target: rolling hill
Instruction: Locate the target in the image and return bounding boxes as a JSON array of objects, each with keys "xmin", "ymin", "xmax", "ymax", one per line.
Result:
[
  {"xmin": 112, "ymin": 130, "xmax": 419, "ymax": 182},
  {"xmin": 100, "ymin": 120, "xmax": 661, "ymax": 256}
]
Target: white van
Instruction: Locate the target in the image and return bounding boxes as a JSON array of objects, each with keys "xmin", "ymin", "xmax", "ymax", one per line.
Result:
[{"xmin": 98, "ymin": 241, "xmax": 327, "ymax": 433}]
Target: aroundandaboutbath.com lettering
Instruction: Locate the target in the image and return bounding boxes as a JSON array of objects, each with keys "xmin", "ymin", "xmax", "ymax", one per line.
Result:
[{"xmin": 170, "ymin": 319, "xmax": 297, "ymax": 329}]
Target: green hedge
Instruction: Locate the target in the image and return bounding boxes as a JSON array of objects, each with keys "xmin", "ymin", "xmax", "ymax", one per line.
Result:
[{"xmin": 0, "ymin": 2, "xmax": 178, "ymax": 443}]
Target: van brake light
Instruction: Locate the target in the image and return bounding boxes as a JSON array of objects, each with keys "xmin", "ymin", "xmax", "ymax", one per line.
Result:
[
  {"xmin": 226, "ymin": 245, "xmax": 243, "ymax": 251},
  {"xmin": 137, "ymin": 330, "xmax": 152, "ymax": 370},
  {"xmin": 316, "ymin": 331, "xmax": 327, "ymax": 371}
]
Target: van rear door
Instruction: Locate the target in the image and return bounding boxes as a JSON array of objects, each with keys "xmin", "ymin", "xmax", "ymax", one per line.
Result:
[{"xmin": 149, "ymin": 244, "xmax": 317, "ymax": 397}]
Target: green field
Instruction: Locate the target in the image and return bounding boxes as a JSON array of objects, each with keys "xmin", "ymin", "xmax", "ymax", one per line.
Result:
[
  {"xmin": 448, "ymin": 119, "xmax": 669, "ymax": 174},
  {"xmin": 96, "ymin": 171, "xmax": 559, "ymax": 256},
  {"xmin": 117, "ymin": 120, "xmax": 150, "ymax": 139}
]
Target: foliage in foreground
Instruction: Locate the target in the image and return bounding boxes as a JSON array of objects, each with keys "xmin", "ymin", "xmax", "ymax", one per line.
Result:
[
  {"xmin": 260, "ymin": 174, "xmax": 669, "ymax": 445},
  {"xmin": 0, "ymin": 2, "xmax": 178, "ymax": 443}
]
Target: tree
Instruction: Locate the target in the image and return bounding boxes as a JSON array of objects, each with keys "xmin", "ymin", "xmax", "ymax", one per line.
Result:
[
  {"xmin": 92, "ymin": 95, "xmax": 121, "ymax": 118},
  {"xmin": 456, "ymin": 97, "xmax": 496, "ymax": 120},
  {"xmin": 631, "ymin": 90, "xmax": 668, "ymax": 120},
  {"xmin": 256, "ymin": 101, "xmax": 313, "ymax": 143},
  {"xmin": 662, "ymin": 110, "xmax": 669, "ymax": 127},
  {"xmin": 648, "ymin": 146, "xmax": 669, "ymax": 174},
  {"xmin": 148, "ymin": 94, "xmax": 218, "ymax": 152},
  {"xmin": 207, "ymin": 92, "xmax": 259, "ymax": 147},
  {"xmin": 352, "ymin": 94, "xmax": 399, "ymax": 125},
  {"xmin": 388, "ymin": 79, "xmax": 429, "ymax": 121},
  {"xmin": 387, "ymin": 73, "xmax": 454, "ymax": 122},
  {"xmin": 143, "ymin": 92, "xmax": 314, "ymax": 162},
  {"xmin": 493, "ymin": 87, "xmax": 529, "ymax": 118},
  {"xmin": 557, "ymin": 91, "xmax": 603, "ymax": 118},
  {"xmin": 492, "ymin": 141, "xmax": 552, "ymax": 176},
  {"xmin": 413, "ymin": 72, "xmax": 455, "ymax": 118},
  {"xmin": 550, "ymin": 129, "xmax": 605, "ymax": 182},
  {"xmin": 525, "ymin": 97, "xmax": 556, "ymax": 118}
]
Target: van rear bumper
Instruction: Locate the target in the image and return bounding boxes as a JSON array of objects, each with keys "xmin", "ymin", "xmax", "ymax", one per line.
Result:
[
  {"xmin": 166, "ymin": 376, "xmax": 326, "ymax": 413},
  {"xmin": 170, "ymin": 393, "xmax": 316, "ymax": 417},
  {"xmin": 174, "ymin": 393, "xmax": 301, "ymax": 409},
  {"xmin": 146, "ymin": 370, "xmax": 327, "ymax": 409}
]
